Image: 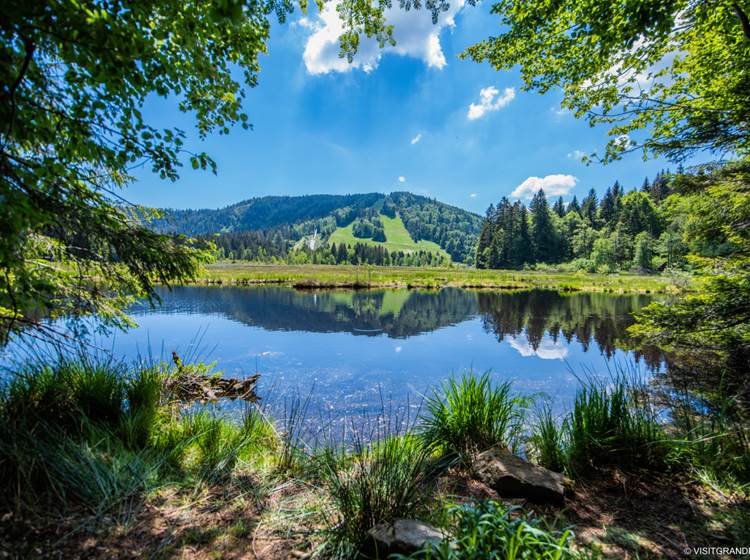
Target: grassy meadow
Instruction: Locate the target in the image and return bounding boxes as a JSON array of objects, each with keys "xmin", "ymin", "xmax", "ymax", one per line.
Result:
[
  {"xmin": 328, "ymin": 214, "xmax": 448, "ymax": 257},
  {"xmin": 195, "ymin": 262, "xmax": 693, "ymax": 294}
]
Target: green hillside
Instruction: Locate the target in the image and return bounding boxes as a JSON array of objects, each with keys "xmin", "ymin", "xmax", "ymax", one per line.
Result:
[
  {"xmin": 153, "ymin": 191, "xmax": 483, "ymax": 263},
  {"xmin": 329, "ymin": 213, "xmax": 448, "ymax": 258}
]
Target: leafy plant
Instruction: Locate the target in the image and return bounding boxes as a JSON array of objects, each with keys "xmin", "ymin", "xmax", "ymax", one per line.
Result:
[{"xmin": 400, "ymin": 501, "xmax": 590, "ymax": 560}]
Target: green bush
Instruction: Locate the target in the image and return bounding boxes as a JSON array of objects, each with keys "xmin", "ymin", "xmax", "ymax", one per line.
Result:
[
  {"xmin": 400, "ymin": 501, "xmax": 592, "ymax": 560},
  {"xmin": 420, "ymin": 372, "xmax": 527, "ymax": 460}
]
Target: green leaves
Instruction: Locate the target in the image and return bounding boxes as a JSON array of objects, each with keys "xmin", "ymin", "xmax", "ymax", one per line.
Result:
[{"xmin": 466, "ymin": 0, "xmax": 750, "ymax": 163}]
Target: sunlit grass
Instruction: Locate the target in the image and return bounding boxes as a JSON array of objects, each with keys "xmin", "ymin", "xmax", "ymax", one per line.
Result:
[{"xmin": 197, "ymin": 262, "xmax": 687, "ymax": 293}]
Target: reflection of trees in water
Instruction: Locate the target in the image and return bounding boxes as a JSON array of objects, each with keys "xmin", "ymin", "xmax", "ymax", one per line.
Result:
[
  {"xmin": 477, "ymin": 291, "xmax": 663, "ymax": 368},
  {"xmin": 140, "ymin": 286, "xmax": 479, "ymax": 339},
  {"xmin": 138, "ymin": 287, "xmax": 664, "ymax": 365}
]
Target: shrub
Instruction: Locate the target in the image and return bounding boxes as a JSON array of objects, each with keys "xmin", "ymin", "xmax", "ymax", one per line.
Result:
[
  {"xmin": 420, "ymin": 372, "xmax": 527, "ymax": 461},
  {"xmin": 400, "ymin": 501, "xmax": 591, "ymax": 560}
]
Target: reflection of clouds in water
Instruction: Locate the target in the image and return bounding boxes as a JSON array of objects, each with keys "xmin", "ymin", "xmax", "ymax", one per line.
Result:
[
  {"xmin": 255, "ymin": 351, "xmax": 283, "ymax": 357},
  {"xmin": 395, "ymin": 346, "xmax": 402, "ymax": 353},
  {"xmin": 508, "ymin": 334, "xmax": 568, "ymax": 360}
]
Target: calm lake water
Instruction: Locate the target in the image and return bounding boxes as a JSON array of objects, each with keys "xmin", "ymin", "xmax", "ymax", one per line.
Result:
[{"xmin": 3, "ymin": 286, "xmax": 663, "ymax": 432}]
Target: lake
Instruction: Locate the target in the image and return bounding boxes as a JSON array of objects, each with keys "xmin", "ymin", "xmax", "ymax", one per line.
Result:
[{"xmin": 6, "ymin": 286, "xmax": 661, "ymax": 428}]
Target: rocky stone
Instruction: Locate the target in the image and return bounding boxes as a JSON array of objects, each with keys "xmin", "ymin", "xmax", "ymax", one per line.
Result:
[
  {"xmin": 474, "ymin": 445, "xmax": 565, "ymax": 504},
  {"xmin": 366, "ymin": 519, "xmax": 446, "ymax": 557}
]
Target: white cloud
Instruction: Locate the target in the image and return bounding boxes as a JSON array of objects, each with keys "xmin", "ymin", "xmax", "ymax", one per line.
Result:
[
  {"xmin": 398, "ymin": 176, "xmax": 406, "ymax": 183},
  {"xmin": 467, "ymin": 86, "xmax": 516, "ymax": 120},
  {"xmin": 302, "ymin": 1, "xmax": 465, "ymax": 75},
  {"xmin": 567, "ymin": 149, "xmax": 587, "ymax": 161},
  {"xmin": 292, "ymin": 16, "xmax": 316, "ymax": 30},
  {"xmin": 469, "ymin": 193, "xmax": 477, "ymax": 198},
  {"xmin": 410, "ymin": 133, "xmax": 422, "ymax": 145},
  {"xmin": 613, "ymin": 134, "xmax": 635, "ymax": 150},
  {"xmin": 551, "ymin": 105, "xmax": 572, "ymax": 119},
  {"xmin": 508, "ymin": 334, "xmax": 568, "ymax": 360},
  {"xmin": 511, "ymin": 174, "xmax": 578, "ymax": 199}
]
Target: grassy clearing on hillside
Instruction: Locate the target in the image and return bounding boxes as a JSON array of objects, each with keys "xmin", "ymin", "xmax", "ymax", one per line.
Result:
[
  {"xmin": 329, "ymin": 214, "xmax": 448, "ymax": 256},
  {"xmin": 196, "ymin": 262, "xmax": 692, "ymax": 293}
]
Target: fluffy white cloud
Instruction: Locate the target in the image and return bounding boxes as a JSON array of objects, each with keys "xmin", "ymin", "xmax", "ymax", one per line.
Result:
[
  {"xmin": 508, "ymin": 334, "xmax": 568, "ymax": 360},
  {"xmin": 398, "ymin": 176, "xmax": 406, "ymax": 183},
  {"xmin": 469, "ymin": 193, "xmax": 477, "ymax": 198},
  {"xmin": 302, "ymin": 1, "xmax": 465, "ymax": 75},
  {"xmin": 511, "ymin": 174, "xmax": 578, "ymax": 199},
  {"xmin": 410, "ymin": 132, "xmax": 422, "ymax": 145},
  {"xmin": 467, "ymin": 86, "xmax": 516, "ymax": 120}
]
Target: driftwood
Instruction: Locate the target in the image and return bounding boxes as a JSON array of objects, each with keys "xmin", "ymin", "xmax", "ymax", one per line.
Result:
[
  {"xmin": 167, "ymin": 352, "xmax": 260, "ymax": 403},
  {"xmin": 165, "ymin": 373, "xmax": 261, "ymax": 403}
]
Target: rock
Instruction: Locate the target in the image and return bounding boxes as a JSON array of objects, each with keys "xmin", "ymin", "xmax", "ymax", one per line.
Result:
[
  {"xmin": 474, "ymin": 445, "xmax": 565, "ymax": 504},
  {"xmin": 366, "ymin": 519, "xmax": 446, "ymax": 557}
]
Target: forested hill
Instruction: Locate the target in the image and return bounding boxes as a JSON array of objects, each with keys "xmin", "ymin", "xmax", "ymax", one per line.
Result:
[
  {"xmin": 153, "ymin": 193, "xmax": 384, "ymax": 235},
  {"xmin": 152, "ymin": 192, "xmax": 483, "ymax": 263}
]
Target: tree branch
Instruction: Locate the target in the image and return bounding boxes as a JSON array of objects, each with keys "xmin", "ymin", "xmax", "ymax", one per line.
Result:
[
  {"xmin": 733, "ymin": 2, "xmax": 750, "ymax": 42},
  {"xmin": 5, "ymin": 36, "xmax": 35, "ymax": 137}
]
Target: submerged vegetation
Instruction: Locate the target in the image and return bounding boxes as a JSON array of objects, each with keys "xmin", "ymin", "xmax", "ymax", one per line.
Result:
[{"xmin": 1, "ymin": 358, "xmax": 746, "ymax": 558}]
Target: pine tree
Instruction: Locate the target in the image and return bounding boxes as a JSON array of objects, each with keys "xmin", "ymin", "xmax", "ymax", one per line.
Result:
[
  {"xmin": 567, "ymin": 195, "xmax": 581, "ymax": 215},
  {"xmin": 553, "ymin": 197, "xmax": 565, "ymax": 217},
  {"xmin": 530, "ymin": 189, "xmax": 556, "ymax": 263},
  {"xmin": 580, "ymin": 188, "xmax": 598, "ymax": 226}
]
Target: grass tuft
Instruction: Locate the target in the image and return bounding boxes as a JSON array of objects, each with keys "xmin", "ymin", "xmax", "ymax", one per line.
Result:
[
  {"xmin": 420, "ymin": 371, "xmax": 527, "ymax": 461},
  {"xmin": 321, "ymin": 421, "xmax": 430, "ymax": 556}
]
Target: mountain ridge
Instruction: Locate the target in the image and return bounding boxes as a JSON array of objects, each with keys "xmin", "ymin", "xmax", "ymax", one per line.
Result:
[{"xmin": 152, "ymin": 191, "xmax": 483, "ymax": 263}]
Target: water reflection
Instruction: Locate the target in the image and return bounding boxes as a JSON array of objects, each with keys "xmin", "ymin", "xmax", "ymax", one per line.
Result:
[
  {"xmin": 4, "ymin": 286, "xmax": 663, "ymax": 426},
  {"xmin": 135, "ymin": 286, "xmax": 656, "ymax": 362}
]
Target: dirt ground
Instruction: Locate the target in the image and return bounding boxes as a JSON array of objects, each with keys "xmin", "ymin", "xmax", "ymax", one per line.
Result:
[{"xmin": 1, "ymin": 470, "xmax": 747, "ymax": 559}]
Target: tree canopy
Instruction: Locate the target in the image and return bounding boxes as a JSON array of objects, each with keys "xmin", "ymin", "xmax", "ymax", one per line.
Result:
[{"xmin": 465, "ymin": 0, "xmax": 750, "ymax": 162}]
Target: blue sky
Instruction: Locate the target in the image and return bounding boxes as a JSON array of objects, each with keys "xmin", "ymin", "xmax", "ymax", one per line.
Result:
[{"xmin": 126, "ymin": 2, "xmax": 692, "ymax": 215}]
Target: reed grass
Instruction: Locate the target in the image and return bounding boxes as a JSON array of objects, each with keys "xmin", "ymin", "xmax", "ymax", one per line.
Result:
[{"xmin": 420, "ymin": 371, "xmax": 528, "ymax": 461}]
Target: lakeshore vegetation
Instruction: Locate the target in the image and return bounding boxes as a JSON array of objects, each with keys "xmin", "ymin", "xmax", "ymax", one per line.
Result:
[
  {"xmin": 2, "ymin": 0, "xmax": 749, "ymax": 558},
  {"xmin": 195, "ymin": 262, "xmax": 689, "ymax": 293}
]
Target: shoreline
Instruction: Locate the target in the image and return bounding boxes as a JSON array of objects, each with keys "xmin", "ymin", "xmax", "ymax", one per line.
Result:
[{"xmin": 190, "ymin": 262, "xmax": 693, "ymax": 294}]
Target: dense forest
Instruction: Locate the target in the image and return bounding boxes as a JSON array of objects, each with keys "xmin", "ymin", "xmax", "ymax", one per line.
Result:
[
  {"xmin": 476, "ymin": 171, "xmax": 683, "ymax": 272},
  {"xmin": 155, "ymin": 192, "xmax": 483, "ymax": 265}
]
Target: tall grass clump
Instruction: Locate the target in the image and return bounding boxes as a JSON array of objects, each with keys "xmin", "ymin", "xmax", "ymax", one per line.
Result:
[
  {"xmin": 670, "ymin": 389, "xmax": 750, "ymax": 484},
  {"xmin": 0, "ymin": 355, "xmax": 275, "ymax": 515},
  {"xmin": 566, "ymin": 376, "xmax": 670, "ymax": 474},
  {"xmin": 320, "ymin": 420, "xmax": 430, "ymax": 556},
  {"xmin": 0, "ymin": 356, "xmax": 160, "ymax": 514},
  {"xmin": 529, "ymin": 373, "xmax": 672, "ymax": 476},
  {"xmin": 3, "ymin": 356, "xmax": 128, "ymax": 433},
  {"xmin": 529, "ymin": 403, "xmax": 567, "ymax": 474},
  {"xmin": 420, "ymin": 371, "xmax": 527, "ymax": 461},
  {"xmin": 400, "ymin": 501, "xmax": 592, "ymax": 560}
]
